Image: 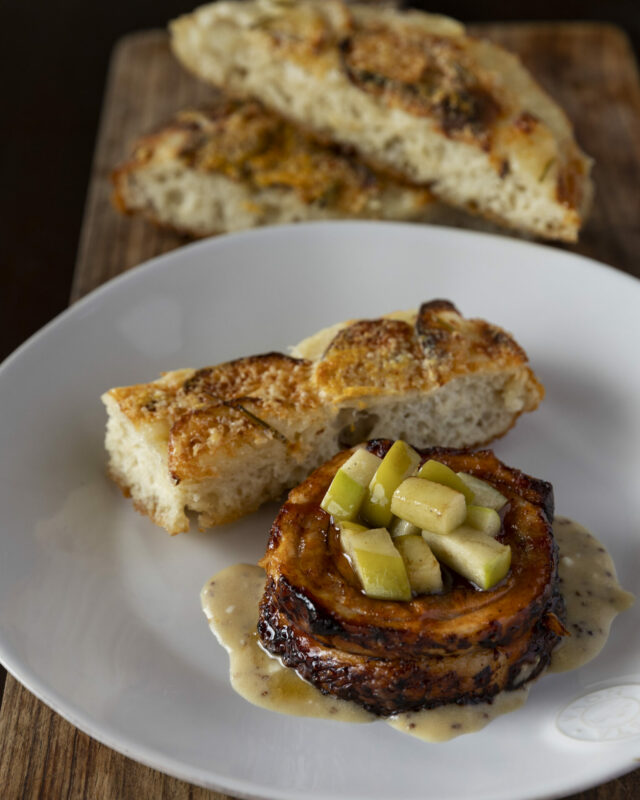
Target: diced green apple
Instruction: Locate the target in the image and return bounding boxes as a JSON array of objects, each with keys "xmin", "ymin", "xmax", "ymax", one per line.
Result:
[
  {"xmin": 391, "ymin": 477, "xmax": 467, "ymax": 534},
  {"xmin": 389, "ymin": 516, "xmax": 421, "ymax": 539},
  {"xmin": 361, "ymin": 441, "xmax": 421, "ymax": 528},
  {"xmin": 320, "ymin": 471, "xmax": 365, "ymax": 520},
  {"xmin": 320, "ymin": 448, "xmax": 382, "ymax": 520},
  {"xmin": 466, "ymin": 505, "xmax": 501, "ymax": 537},
  {"xmin": 337, "ymin": 520, "xmax": 368, "ymax": 534},
  {"xmin": 421, "ymin": 525, "xmax": 511, "ymax": 590},
  {"xmin": 456, "ymin": 473, "xmax": 508, "ymax": 510},
  {"xmin": 395, "ymin": 534, "xmax": 443, "ymax": 594},
  {"xmin": 340, "ymin": 526, "xmax": 411, "ymax": 601},
  {"xmin": 340, "ymin": 448, "xmax": 383, "ymax": 483},
  {"xmin": 417, "ymin": 460, "xmax": 475, "ymax": 503}
]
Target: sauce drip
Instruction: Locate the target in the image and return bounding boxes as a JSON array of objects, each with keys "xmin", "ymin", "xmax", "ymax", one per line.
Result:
[
  {"xmin": 201, "ymin": 563, "xmax": 373, "ymax": 723},
  {"xmin": 549, "ymin": 517, "xmax": 633, "ymax": 672},
  {"xmin": 201, "ymin": 517, "xmax": 633, "ymax": 742}
]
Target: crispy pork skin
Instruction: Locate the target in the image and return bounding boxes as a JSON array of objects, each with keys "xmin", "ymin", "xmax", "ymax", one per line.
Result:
[{"xmin": 258, "ymin": 441, "xmax": 564, "ymax": 715}]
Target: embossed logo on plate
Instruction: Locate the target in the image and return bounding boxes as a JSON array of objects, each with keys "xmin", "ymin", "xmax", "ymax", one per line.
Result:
[{"xmin": 557, "ymin": 685, "xmax": 640, "ymax": 741}]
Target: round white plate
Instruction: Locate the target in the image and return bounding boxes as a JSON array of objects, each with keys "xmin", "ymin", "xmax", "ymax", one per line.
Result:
[{"xmin": 1, "ymin": 222, "xmax": 639, "ymax": 800}]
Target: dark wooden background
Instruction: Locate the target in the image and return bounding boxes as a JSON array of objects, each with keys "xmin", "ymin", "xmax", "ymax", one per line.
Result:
[
  {"xmin": 2, "ymin": 0, "xmax": 640, "ymax": 364},
  {"xmin": 1, "ymin": 1, "xmax": 640, "ymax": 798}
]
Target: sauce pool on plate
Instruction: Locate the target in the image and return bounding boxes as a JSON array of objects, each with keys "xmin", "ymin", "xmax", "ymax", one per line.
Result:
[{"xmin": 200, "ymin": 517, "xmax": 633, "ymax": 742}]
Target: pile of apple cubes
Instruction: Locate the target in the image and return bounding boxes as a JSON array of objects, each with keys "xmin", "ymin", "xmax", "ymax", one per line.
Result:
[{"xmin": 320, "ymin": 442, "xmax": 511, "ymax": 599}]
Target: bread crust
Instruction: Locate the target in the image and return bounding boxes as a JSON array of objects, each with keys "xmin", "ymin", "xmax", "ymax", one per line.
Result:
[
  {"xmin": 170, "ymin": 0, "xmax": 593, "ymax": 241},
  {"xmin": 102, "ymin": 301, "xmax": 544, "ymax": 533}
]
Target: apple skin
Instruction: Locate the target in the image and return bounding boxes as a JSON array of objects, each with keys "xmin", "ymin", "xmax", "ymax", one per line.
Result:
[
  {"xmin": 456, "ymin": 472, "xmax": 508, "ymax": 510},
  {"xmin": 340, "ymin": 526, "xmax": 412, "ymax": 601},
  {"xmin": 422, "ymin": 525, "xmax": 511, "ymax": 590},
  {"xmin": 391, "ymin": 477, "xmax": 467, "ymax": 534},
  {"xmin": 395, "ymin": 534, "xmax": 443, "ymax": 594},
  {"xmin": 389, "ymin": 516, "xmax": 421, "ymax": 539},
  {"xmin": 320, "ymin": 470, "xmax": 367, "ymax": 520},
  {"xmin": 361, "ymin": 441, "xmax": 421, "ymax": 528},
  {"xmin": 341, "ymin": 448, "xmax": 383, "ymax": 484},
  {"xmin": 466, "ymin": 505, "xmax": 501, "ymax": 537},
  {"xmin": 337, "ymin": 520, "xmax": 368, "ymax": 534},
  {"xmin": 418, "ymin": 460, "xmax": 475, "ymax": 503},
  {"xmin": 320, "ymin": 448, "xmax": 382, "ymax": 520}
]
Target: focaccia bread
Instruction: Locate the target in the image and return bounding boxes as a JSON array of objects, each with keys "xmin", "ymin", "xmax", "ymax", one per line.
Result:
[
  {"xmin": 112, "ymin": 100, "xmax": 437, "ymax": 236},
  {"xmin": 102, "ymin": 300, "xmax": 543, "ymax": 534},
  {"xmin": 170, "ymin": 0, "xmax": 593, "ymax": 242},
  {"xmin": 112, "ymin": 99, "xmax": 501, "ymax": 237}
]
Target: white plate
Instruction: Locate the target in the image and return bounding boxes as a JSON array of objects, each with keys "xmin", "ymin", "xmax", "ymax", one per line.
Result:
[{"xmin": 1, "ymin": 222, "xmax": 639, "ymax": 800}]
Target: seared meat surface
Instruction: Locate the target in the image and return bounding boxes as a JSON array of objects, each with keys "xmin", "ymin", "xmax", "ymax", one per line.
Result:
[{"xmin": 258, "ymin": 440, "xmax": 565, "ymax": 716}]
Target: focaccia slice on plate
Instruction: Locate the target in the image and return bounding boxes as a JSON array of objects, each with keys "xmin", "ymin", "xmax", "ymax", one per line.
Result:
[
  {"xmin": 102, "ymin": 301, "xmax": 543, "ymax": 534},
  {"xmin": 170, "ymin": 0, "xmax": 593, "ymax": 241}
]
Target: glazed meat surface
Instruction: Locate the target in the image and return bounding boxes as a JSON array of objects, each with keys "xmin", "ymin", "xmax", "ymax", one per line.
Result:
[{"xmin": 258, "ymin": 440, "xmax": 565, "ymax": 715}]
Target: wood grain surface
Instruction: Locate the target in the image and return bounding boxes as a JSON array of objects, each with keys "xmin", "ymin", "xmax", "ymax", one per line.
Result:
[{"xmin": 1, "ymin": 21, "xmax": 640, "ymax": 800}]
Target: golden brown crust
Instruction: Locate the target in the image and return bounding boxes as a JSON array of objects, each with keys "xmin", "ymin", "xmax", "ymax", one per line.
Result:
[
  {"xmin": 111, "ymin": 355, "xmax": 320, "ymax": 485},
  {"xmin": 180, "ymin": 353, "xmax": 316, "ymax": 407},
  {"xmin": 415, "ymin": 299, "xmax": 533, "ymax": 379},
  {"xmin": 314, "ymin": 318, "xmax": 426, "ymax": 399},
  {"xmin": 105, "ymin": 302, "xmax": 543, "ymax": 493},
  {"xmin": 340, "ymin": 25, "xmax": 501, "ymax": 149},
  {"xmin": 315, "ymin": 301, "xmax": 543, "ymax": 403}
]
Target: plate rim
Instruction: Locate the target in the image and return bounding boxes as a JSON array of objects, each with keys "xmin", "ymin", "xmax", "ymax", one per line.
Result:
[{"xmin": 3, "ymin": 220, "xmax": 639, "ymax": 375}]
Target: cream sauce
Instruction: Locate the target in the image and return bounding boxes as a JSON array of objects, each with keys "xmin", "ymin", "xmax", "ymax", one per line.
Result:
[
  {"xmin": 201, "ymin": 563, "xmax": 373, "ymax": 723},
  {"xmin": 388, "ymin": 687, "xmax": 530, "ymax": 742},
  {"xmin": 201, "ymin": 517, "xmax": 633, "ymax": 742},
  {"xmin": 549, "ymin": 516, "xmax": 634, "ymax": 672}
]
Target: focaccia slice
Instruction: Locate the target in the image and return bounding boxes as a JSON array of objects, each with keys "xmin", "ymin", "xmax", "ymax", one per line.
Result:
[
  {"xmin": 112, "ymin": 99, "xmax": 502, "ymax": 237},
  {"xmin": 170, "ymin": 0, "xmax": 593, "ymax": 241},
  {"xmin": 112, "ymin": 99, "xmax": 436, "ymax": 235},
  {"xmin": 102, "ymin": 300, "xmax": 543, "ymax": 534}
]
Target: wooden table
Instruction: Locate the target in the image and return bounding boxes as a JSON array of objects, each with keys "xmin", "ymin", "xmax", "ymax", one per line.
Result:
[{"xmin": 1, "ymin": 21, "xmax": 640, "ymax": 800}]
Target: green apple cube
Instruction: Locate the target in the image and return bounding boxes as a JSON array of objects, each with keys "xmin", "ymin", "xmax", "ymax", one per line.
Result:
[
  {"xmin": 320, "ymin": 448, "xmax": 382, "ymax": 520},
  {"xmin": 320, "ymin": 471, "xmax": 365, "ymax": 520},
  {"xmin": 466, "ymin": 505, "xmax": 501, "ymax": 537},
  {"xmin": 340, "ymin": 526, "xmax": 411, "ymax": 601},
  {"xmin": 390, "ymin": 477, "xmax": 467, "ymax": 534},
  {"xmin": 361, "ymin": 441, "xmax": 421, "ymax": 528},
  {"xmin": 337, "ymin": 520, "xmax": 369, "ymax": 534},
  {"xmin": 395, "ymin": 534, "xmax": 443, "ymax": 594},
  {"xmin": 456, "ymin": 472, "xmax": 508, "ymax": 510},
  {"xmin": 417, "ymin": 460, "xmax": 475, "ymax": 503},
  {"xmin": 422, "ymin": 525, "xmax": 511, "ymax": 590},
  {"xmin": 389, "ymin": 516, "xmax": 421, "ymax": 539}
]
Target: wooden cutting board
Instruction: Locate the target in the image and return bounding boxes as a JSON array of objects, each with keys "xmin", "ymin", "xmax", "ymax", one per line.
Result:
[{"xmin": 2, "ymin": 23, "xmax": 640, "ymax": 800}]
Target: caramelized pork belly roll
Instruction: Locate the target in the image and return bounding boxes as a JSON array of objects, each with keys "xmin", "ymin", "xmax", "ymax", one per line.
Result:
[{"xmin": 258, "ymin": 441, "xmax": 564, "ymax": 716}]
